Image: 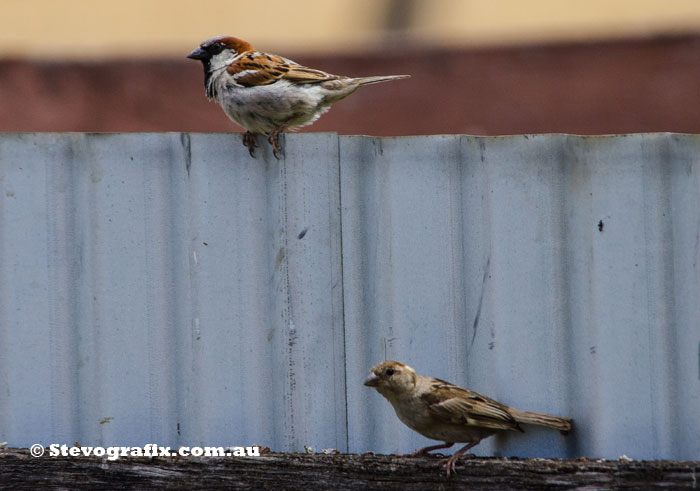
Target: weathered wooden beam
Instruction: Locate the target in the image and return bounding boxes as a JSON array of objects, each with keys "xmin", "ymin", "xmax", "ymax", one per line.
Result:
[{"xmin": 1, "ymin": 448, "xmax": 697, "ymax": 489}]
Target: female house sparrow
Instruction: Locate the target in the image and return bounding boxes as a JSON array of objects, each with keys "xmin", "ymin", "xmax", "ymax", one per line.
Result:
[
  {"xmin": 364, "ymin": 361, "xmax": 572, "ymax": 477},
  {"xmin": 187, "ymin": 36, "xmax": 410, "ymax": 159}
]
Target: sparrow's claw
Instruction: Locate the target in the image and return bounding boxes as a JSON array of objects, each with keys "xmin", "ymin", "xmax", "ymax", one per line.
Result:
[
  {"xmin": 439, "ymin": 441, "xmax": 478, "ymax": 477},
  {"xmin": 267, "ymin": 133, "xmax": 281, "ymax": 160},
  {"xmin": 267, "ymin": 122, "xmax": 291, "ymax": 160},
  {"xmin": 242, "ymin": 131, "xmax": 258, "ymax": 158},
  {"xmin": 439, "ymin": 455, "xmax": 460, "ymax": 477}
]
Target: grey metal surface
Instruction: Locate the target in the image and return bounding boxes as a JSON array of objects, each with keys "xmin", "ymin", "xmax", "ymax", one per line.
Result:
[{"xmin": 0, "ymin": 133, "xmax": 698, "ymax": 460}]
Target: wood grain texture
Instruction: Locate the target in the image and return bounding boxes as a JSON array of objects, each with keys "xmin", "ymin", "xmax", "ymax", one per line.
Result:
[{"xmin": 1, "ymin": 448, "xmax": 698, "ymax": 489}]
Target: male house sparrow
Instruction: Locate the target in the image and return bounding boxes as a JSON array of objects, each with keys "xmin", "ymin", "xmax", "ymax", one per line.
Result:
[
  {"xmin": 364, "ymin": 361, "xmax": 572, "ymax": 477},
  {"xmin": 187, "ymin": 36, "xmax": 410, "ymax": 159}
]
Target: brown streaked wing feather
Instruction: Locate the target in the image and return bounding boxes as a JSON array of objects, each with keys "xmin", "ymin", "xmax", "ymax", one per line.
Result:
[
  {"xmin": 227, "ymin": 52, "xmax": 292, "ymax": 87},
  {"xmin": 283, "ymin": 65, "xmax": 342, "ymax": 84},
  {"xmin": 227, "ymin": 52, "xmax": 341, "ymax": 87},
  {"xmin": 422, "ymin": 380, "xmax": 523, "ymax": 432}
]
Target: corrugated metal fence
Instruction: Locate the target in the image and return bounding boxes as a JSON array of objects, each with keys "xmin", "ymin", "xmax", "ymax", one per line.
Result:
[{"xmin": 0, "ymin": 133, "xmax": 698, "ymax": 460}]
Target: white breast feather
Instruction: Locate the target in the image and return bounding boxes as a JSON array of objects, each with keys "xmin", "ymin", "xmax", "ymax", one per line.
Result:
[{"xmin": 212, "ymin": 76, "xmax": 332, "ymax": 135}]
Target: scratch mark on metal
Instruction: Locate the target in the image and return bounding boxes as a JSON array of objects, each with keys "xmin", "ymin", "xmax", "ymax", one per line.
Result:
[
  {"xmin": 471, "ymin": 255, "xmax": 490, "ymax": 346},
  {"xmin": 275, "ymin": 247, "xmax": 286, "ymax": 272},
  {"xmin": 192, "ymin": 318, "xmax": 201, "ymax": 341},
  {"xmin": 180, "ymin": 133, "xmax": 192, "ymax": 176}
]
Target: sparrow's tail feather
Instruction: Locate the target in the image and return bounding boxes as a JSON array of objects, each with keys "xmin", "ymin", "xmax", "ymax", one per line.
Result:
[
  {"xmin": 354, "ymin": 74, "xmax": 411, "ymax": 86},
  {"xmin": 509, "ymin": 408, "xmax": 572, "ymax": 434}
]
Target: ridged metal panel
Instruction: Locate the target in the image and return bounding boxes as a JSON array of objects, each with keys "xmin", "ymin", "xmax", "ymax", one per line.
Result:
[{"xmin": 0, "ymin": 133, "xmax": 698, "ymax": 460}]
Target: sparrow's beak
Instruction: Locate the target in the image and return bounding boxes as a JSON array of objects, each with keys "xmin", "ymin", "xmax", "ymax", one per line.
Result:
[
  {"xmin": 363, "ymin": 372, "xmax": 379, "ymax": 387},
  {"xmin": 187, "ymin": 47, "xmax": 208, "ymax": 60}
]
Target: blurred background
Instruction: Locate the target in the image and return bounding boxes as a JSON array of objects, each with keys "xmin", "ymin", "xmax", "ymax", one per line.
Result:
[{"xmin": 2, "ymin": 0, "xmax": 700, "ymax": 135}]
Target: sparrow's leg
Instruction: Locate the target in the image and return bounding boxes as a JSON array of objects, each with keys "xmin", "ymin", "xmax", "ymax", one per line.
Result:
[
  {"xmin": 439, "ymin": 440, "xmax": 481, "ymax": 478},
  {"xmin": 267, "ymin": 122, "xmax": 291, "ymax": 160},
  {"xmin": 242, "ymin": 131, "xmax": 258, "ymax": 158},
  {"xmin": 399, "ymin": 442, "xmax": 454, "ymax": 459}
]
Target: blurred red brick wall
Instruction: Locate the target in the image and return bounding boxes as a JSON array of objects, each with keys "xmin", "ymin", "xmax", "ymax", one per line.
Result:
[{"xmin": 1, "ymin": 34, "xmax": 699, "ymax": 135}]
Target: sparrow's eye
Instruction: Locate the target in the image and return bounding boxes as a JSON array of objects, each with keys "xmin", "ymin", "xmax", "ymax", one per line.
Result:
[{"xmin": 385, "ymin": 368, "xmax": 395, "ymax": 376}]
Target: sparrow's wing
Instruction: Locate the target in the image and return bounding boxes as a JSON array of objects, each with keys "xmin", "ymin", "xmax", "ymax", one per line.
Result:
[
  {"xmin": 283, "ymin": 65, "xmax": 341, "ymax": 84},
  {"xmin": 227, "ymin": 52, "xmax": 341, "ymax": 87},
  {"xmin": 421, "ymin": 379, "xmax": 524, "ymax": 432},
  {"xmin": 226, "ymin": 52, "xmax": 292, "ymax": 86}
]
